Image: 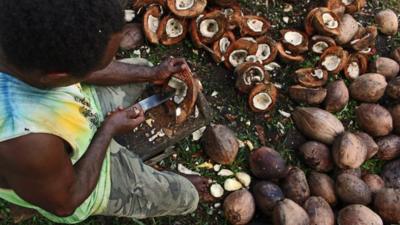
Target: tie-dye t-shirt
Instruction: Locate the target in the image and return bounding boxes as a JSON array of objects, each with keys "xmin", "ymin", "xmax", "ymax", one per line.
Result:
[{"xmin": 0, "ymin": 72, "xmax": 111, "ymax": 224}]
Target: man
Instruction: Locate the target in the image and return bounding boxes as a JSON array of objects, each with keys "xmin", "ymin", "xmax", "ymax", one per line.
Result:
[{"xmin": 0, "ymin": 0, "xmax": 209, "ymax": 223}]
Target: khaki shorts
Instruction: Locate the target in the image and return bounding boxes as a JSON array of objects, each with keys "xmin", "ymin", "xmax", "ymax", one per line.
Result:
[{"xmin": 94, "ymin": 58, "xmax": 199, "ymax": 219}]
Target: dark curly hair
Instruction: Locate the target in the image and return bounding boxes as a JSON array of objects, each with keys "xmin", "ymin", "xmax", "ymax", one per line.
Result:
[{"xmin": 0, "ymin": 0, "xmax": 124, "ymax": 76}]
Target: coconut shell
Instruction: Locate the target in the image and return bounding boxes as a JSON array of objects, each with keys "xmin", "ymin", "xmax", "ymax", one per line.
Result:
[
  {"xmin": 239, "ymin": 15, "xmax": 271, "ymax": 37},
  {"xmin": 355, "ymin": 103, "xmax": 393, "ymax": 137},
  {"xmin": 280, "ymin": 29, "xmax": 309, "ymax": 54},
  {"xmin": 219, "ymin": 4, "xmax": 242, "ymax": 30},
  {"xmin": 338, "ymin": 205, "xmax": 383, "ymax": 225},
  {"xmin": 343, "ymin": 0, "xmax": 366, "ymax": 13},
  {"xmin": 387, "ymin": 77, "xmax": 400, "ymax": 99},
  {"xmin": 305, "ymin": 8, "xmax": 320, "ymax": 35},
  {"xmin": 308, "ymin": 171, "xmax": 337, "ymax": 206},
  {"xmin": 354, "ymin": 132, "xmax": 379, "ymax": 159},
  {"xmin": 235, "ymin": 62, "xmax": 269, "ymax": 93},
  {"xmin": 391, "ymin": 47, "xmax": 400, "ymax": 64},
  {"xmin": 255, "ymin": 35, "xmax": 278, "ymax": 65},
  {"xmin": 324, "ymin": 79, "xmax": 349, "ymax": 113},
  {"xmin": 390, "ymin": 105, "xmax": 400, "ymax": 135},
  {"xmin": 299, "ymin": 141, "xmax": 333, "ymax": 172},
  {"xmin": 224, "ymin": 189, "xmax": 256, "ymax": 225},
  {"xmin": 319, "ymin": 46, "xmax": 349, "ymax": 74},
  {"xmin": 351, "ymin": 26, "xmax": 378, "ymax": 51},
  {"xmin": 381, "ymin": 159, "xmax": 400, "ymax": 189},
  {"xmin": 273, "ymin": 199, "xmax": 310, "ymax": 225},
  {"xmin": 310, "ymin": 35, "xmax": 336, "ymax": 54},
  {"xmin": 253, "ymin": 181, "xmax": 284, "ymax": 216},
  {"xmin": 248, "ymin": 83, "xmax": 278, "ymax": 113},
  {"xmin": 224, "ymin": 38, "xmax": 258, "ymax": 70},
  {"xmin": 143, "ymin": 5, "xmax": 163, "ymax": 44},
  {"xmin": 374, "ymin": 188, "xmax": 400, "ymax": 224},
  {"xmin": 289, "ymin": 85, "xmax": 327, "ymax": 105},
  {"xmin": 312, "ymin": 7, "xmax": 341, "ymax": 37},
  {"xmin": 376, "ymin": 135, "xmax": 400, "ymax": 161},
  {"xmin": 249, "ymin": 147, "xmax": 288, "ymax": 180},
  {"xmin": 336, "ymin": 173, "xmax": 372, "ymax": 205},
  {"xmin": 362, "ymin": 174, "xmax": 385, "ymax": 193},
  {"xmin": 370, "ymin": 57, "xmax": 400, "ymax": 80},
  {"xmin": 157, "ymin": 15, "xmax": 188, "ymax": 46},
  {"xmin": 202, "ymin": 124, "xmax": 238, "ymax": 165},
  {"xmin": 294, "ymin": 68, "xmax": 328, "ymax": 88},
  {"xmin": 276, "ymin": 42, "xmax": 305, "ymax": 63},
  {"xmin": 336, "ymin": 14, "xmax": 359, "ymax": 45},
  {"xmin": 332, "ymin": 132, "xmax": 367, "ymax": 169},
  {"xmin": 303, "ymin": 196, "xmax": 335, "ymax": 225},
  {"xmin": 349, "ymin": 73, "xmax": 387, "ymax": 103},
  {"xmin": 167, "ymin": 0, "xmax": 207, "ymax": 18},
  {"xmin": 281, "ymin": 167, "xmax": 310, "ymax": 205},
  {"xmin": 375, "ymin": 9, "xmax": 399, "ymax": 36},
  {"xmin": 343, "ymin": 53, "xmax": 368, "ymax": 80},
  {"xmin": 212, "ymin": 31, "xmax": 236, "ymax": 63},
  {"xmin": 191, "ymin": 10, "xmax": 227, "ymax": 47},
  {"xmin": 292, "ymin": 107, "xmax": 344, "ymax": 144},
  {"xmin": 132, "ymin": 0, "xmax": 165, "ymax": 10}
]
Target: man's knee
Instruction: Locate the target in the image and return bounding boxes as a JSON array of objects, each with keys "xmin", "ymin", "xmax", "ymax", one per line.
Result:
[{"xmin": 174, "ymin": 175, "xmax": 199, "ymax": 215}]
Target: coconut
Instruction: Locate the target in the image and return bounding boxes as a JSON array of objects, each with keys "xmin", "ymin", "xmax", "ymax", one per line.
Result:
[
  {"xmin": 375, "ymin": 9, "xmax": 399, "ymax": 36},
  {"xmin": 381, "ymin": 159, "xmax": 400, "ymax": 189},
  {"xmin": 343, "ymin": 53, "xmax": 368, "ymax": 80},
  {"xmin": 349, "ymin": 73, "xmax": 387, "ymax": 103},
  {"xmin": 292, "ymin": 107, "xmax": 344, "ymax": 144},
  {"xmin": 248, "ymin": 83, "xmax": 278, "ymax": 113},
  {"xmin": 167, "ymin": 0, "xmax": 207, "ymax": 18},
  {"xmin": 313, "ymin": 8, "xmax": 341, "ymax": 36},
  {"xmin": 376, "ymin": 135, "xmax": 400, "ymax": 161},
  {"xmin": 294, "ymin": 68, "xmax": 328, "ymax": 88},
  {"xmin": 255, "ymin": 36, "xmax": 278, "ymax": 64},
  {"xmin": 202, "ymin": 124, "xmax": 239, "ymax": 165},
  {"xmin": 351, "ymin": 26, "xmax": 378, "ymax": 51},
  {"xmin": 143, "ymin": 5, "xmax": 163, "ymax": 44},
  {"xmin": 355, "ymin": 104, "xmax": 393, "ymax": 137},
  {"xmin": 374, "ymin": 188, "xmax": 400, "ymax": 224},
  {"xmin": 336, "ymin": 14, "xmax": 359, "ymax": 44},
  {"xmin": 354, "ymin": 132, "xmax": 379, "ymax": 159},
  {"xmin": 281, "ymin": 29, "xmax": 309, "ymax": 54},
  {"xmin": 308, "ymin": 171, "xmax": 337, "ymax": 206},
  {"xmin": 324, "ymin": 80, "xmax": 349, "ymax": 113},
  {"xmin": 276, "ymin": 42, "xmax": 305, "ymax": 63},
  {"xmin": 387, "ymin": 77, "xmax": 400, "ymax": 99},
  {"xmin": 332, "ymin": 132, "xmax": 367, "ymax": 169},
  {"xmin": 362, "ymin": 174, "xmax": 385, "ymax": 193},
  {"xmin": 157, "ymin": 15, "xmax": 188, "ymax": 45},
  {"xmin": 289, "ymin": 85, "xmax": 327, "ymax": 105},
  {"xmin": 335, "ymin": 167, "xmax": 362, "ymax": 178},
  {"xmin": 212, "ymin": 31, "xmax": 235, "ymax": 63},
  {"xmin": 223, "ymin": 189, "xmax": 255, "ymax": 225},
  {"xmin": 240, "ymin": 16, "xmax": 270, "ymax": 37},
  {"xmin": 310, "ymin": 35, "xmax": 336, "ymax": 54},
  {"xmin": 253, "ymin": 181, "xmax": 284, "ymax": 216},
  {"xmin": 370, "ymin": 57, "xmax": 400, "ymax": 80},
  {"xmin": 224, "ymin": 38, "xmax": 258, "ymax": 70},
  {"xmin": 249, "ymin": 147, "xmax": 288, "ymax": 180},
  {"xmin": 336, "ymin": 173, "xmax": 372, "ymax": 205},
  {"xmin": 338, "ymin": 205, "xmax": 383, "ymax": 225},
  {"xmin": 319, "ymin": 46, "xmax": 349, "ymax": 74},
  {"xmin": 391, "ymin": 105, "xmax": 400, "ymax": 135},
  {"xmin": 392, "ymin": 47, "xmax": 400, "ymax": 64},
  {"xmin": 282, "ymin": 167, "xmax": 310, "ymax": 205},
  {"xmin": 191, "ymin": 10, "xmax": 227, "ymax": 48},
  {"xmin": 273, "ymin": 199, "xmax": 310, "ymax": 225},
  {"xmin": 168, "ymin": 77, "xmax": 188, "ymax": 104},
  {"xmin": 303, "ymin": 196, "xmax": 335, "ymax": 225},
  {"xmin": 299, "ymin": 141, "xmax": 333, "ymax": 172},
  {"xmin": 305, "ymin": 8, "xmax": 320, "ymax": 35},
  {"xmin": 235, "ymin": 62, "xmax": 269, "ymax": 93}
]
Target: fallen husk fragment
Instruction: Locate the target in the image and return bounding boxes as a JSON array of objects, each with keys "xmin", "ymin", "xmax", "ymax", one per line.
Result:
[
  {"xmin": 310, "ymin": 35, "xmax": 336, "ymax": 54},
  {"xmin": 294, "ymin": 68, "xmax": 328, "ymax": 88},
  {"xmin": 312, "ymin": 7, "xmax": 341, "ymax": 37},
  {"xmin": 343, "ymin": 53, "xmax": 368, "ymax": 80},
  {"xmin": 143, "ymin": 5, "xmax": 164, "ymax": 44},
  {"xmin": 276, "ymin": 42, "xmax": 305, "ymax": 63},
  {"xmin": 319, "ymin": 46, "xmax": 349, "ymax": 74},
  {"xmin": 167, "ymin": 0, "xmax": 207, "ymax": 18},
  {"xmin": 212, "ymin": 31, "xmax": 235, "ymax": 63}
]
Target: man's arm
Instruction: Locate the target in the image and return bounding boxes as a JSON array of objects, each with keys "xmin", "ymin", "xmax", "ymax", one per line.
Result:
[{"xmin": 0, "ymin": 105, "xmax": 144, "ymax": 217}]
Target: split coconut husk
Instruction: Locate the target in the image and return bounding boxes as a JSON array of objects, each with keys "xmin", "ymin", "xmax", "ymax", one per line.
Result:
[
  {"xmin": 235, "ymin": 62, "xmax": 270, "ymax": 93},
  {"xmin": 350, "ymin": 25, "xmax": 378, "ymax": 51},
  {"xmin": 224, "ymin": 37, "xmax": 258, "ymax": 70},
  {"xmin": 219, "ymin": 4, "xmax": 243, "ymax": 30},
  {"xmin": 248, "ymin": 83, "xmax": 278, "ymax": 113},
  {"xmin": 319, "ymin": 46, "xmax": 349, "ymax": 74},
  {"xmin": 326, "ymin": 0, "xmax": 346, "ymax": 17},
  {"xmin": 280, "ymin": 29, "xmax": 309, "ymax": 54},
  {"xmin": 343, "ymin": 53, "xmax": 368, "ymax": 80},
  {"xmin": 212, "ymin": 31, "xmax": 236, "ymax": 63},
  {"xmin": 190, "ymin": 10, "xmax": 227, "ymax": 48},
  {"xmin": 254, "ymin": 36, "xmax": 278, "ymax": 65},
  {"xmin": 239, "ymin": 16, "xmax": 271, "ymax": 37},
  {"xmin": 143, "ymin": 5, "xmax": 164, "ymax": 44},
  {"xmin": 310, "ymin": 35, "xmax": 336, "ymax": 54},
  {"xmin": 294, "ymin": 68, "xmax": 328, "ymax": 88},
  {"xmin": 167, "ymin": 0, "xmax": 207, "ymax": 18},
  {"xmin": 305, "ymin": 8, "xmax": 320, "ymax": 35},
  {"xmin": 157, "ymin": 15, "xmax": 188, "ymax": 45},
  {"xmin": 342, "ymin": 0, "xmax": 366, "ymax": 14},
  {"xmin": 312, "ymin": 7, "xmax": 341, "ymax": 37},
  {"xmin": 276, "ymin": 42, "xmax": 305, "ymax": 63}
]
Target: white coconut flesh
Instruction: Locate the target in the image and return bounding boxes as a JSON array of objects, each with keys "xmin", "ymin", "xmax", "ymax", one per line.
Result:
[
  {"xmin": 342, "ymin": 0, "xmax": 354, "ymax": 5},
  {"xmin": 312, "ymin": 69, "xmax": 324, "ymax": 79},
  {"xmin": 252, "ymin": 92, "xmax": 272, "ymax": 110},
  {"xmin": 229, "ymin": 50, "xmax": 248, "ymax": 67},
  {"xmin": 241, "ymin": 37, "xmax": 257, "ymax": 43},
  {"xmin": 312, "ymin": 41, "xmax": 329, "ymax": 54},
  {"xmin": 247, "ymin": 19, "xmax": 264, "ymax": 32},
  {"xmin": 256, "ymin": 44, "xmax": 271, "ymax": 61},
  {"xmin": 219, "ymin": 37, "xmax": 231, "ymax": 54},
  {"xmin": 166, "ymin": 18, "xmax": 183, "ymax": 38},
  {"xmin": 322, "ymin": 55, "xmax": 342, "ymax": 71},
  {"xmin": 360, "ymin": 47, "xmax": 371, "ymax": 54},
  {"xmin": 223, "ymin": 8, "xmax": 234, "ymax": 17},
  {"xmin": 347, "ymin": 62, "xmax": 360, "ymax": 79},
  {"xmin": 284, "ymin": 32, "xmax": 303, "ymax": 46},
  {"xmin": 168, "ymin": 77, "xmax": 188, "ymax": 104},
  {"xmin": 148, "ymin": 15, "xmax": 160, "ymax": 33},
  {"xmin": 264, "ymin": 62, "xmax": 281, "ymax": 71},
  {"xmin": 199, "ymin": 19, "xmax": 219, "ymax": 38},
  {"xmin": 210, "ymin": 184, "xmax": 224, "ymax": 198},
  {"xmin": 244, "ymin": 67, "xmax": 264, "ymax": 85},
  {"xmin": 322, "ymin": 13, "xmax": 339, "ymax": 29},
  {"xmin": 175, "ymin": 0, "xmax": 194, "ymax": 10}
]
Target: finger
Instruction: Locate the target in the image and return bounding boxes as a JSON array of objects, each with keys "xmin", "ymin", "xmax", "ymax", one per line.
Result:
[
  {"xmin": 170, "ymin": 58, "xmax": 186, "ymax": 67},
  {"xmin": 131, "ymin": 113, "xmax": 145, "ymax": 124},
  {"xmin": 118, "ymin": 106, "xmax": 124, "ymax": 111},
  {"xmin": 127, "ymin": 104, "xmax": 144, "ymax": 118}
]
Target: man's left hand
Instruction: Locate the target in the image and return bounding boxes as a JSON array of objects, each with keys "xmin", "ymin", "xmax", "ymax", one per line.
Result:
[{"xmin": 152, "ymin": 57, "xmax": 188, "ymax": 85}]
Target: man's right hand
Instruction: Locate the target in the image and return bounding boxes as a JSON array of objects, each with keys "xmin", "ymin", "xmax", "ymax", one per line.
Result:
[{"xmin": 103, "ymin": 104, "xmax": 145, "ymax": 136}]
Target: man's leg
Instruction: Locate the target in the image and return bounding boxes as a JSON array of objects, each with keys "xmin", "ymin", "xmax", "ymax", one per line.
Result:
[{"xmin": 99, "ymin": 140, "xmax": 199, "ymax": 218}]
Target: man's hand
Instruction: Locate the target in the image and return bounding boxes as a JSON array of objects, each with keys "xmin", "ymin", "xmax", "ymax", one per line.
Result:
[
  {"xmin": 152, "ymin": 57, "xmax": 188, "ymax": 85},
  {"xmin": 103, "ymin": 104, "xmax": 145, "ymax": 136}
]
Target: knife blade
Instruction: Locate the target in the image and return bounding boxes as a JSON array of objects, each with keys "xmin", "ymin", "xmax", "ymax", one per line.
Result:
[{"xmin": 138, "ymin": 92, "xmax": 175, "ymax": 112}]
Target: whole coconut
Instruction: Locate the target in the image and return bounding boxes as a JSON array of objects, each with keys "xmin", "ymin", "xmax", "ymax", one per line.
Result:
[
  {"xmin": 391, "ymin": 105, "xmax": 400, "ymax": 134},
  {"xmin": 362, "ymin": 174, "xmax": 385, "ymax": 193},
  {"xmin": 282, "ymin": 167, "xmax": 310, "ymax": 205},
  {"xmin": 202, "ymin": 125, "xmax": 239, "ymax": 165},
  {"xmin": 349, "ymin": 73, "xmax": 387, "ymax": 103},
  {"xmin": 324, "ymin": 79, "xmax": 349, "ymax": 113},
  {"xmin": 336, "ymin": 14, "xmax": 359, "ymax": 45},
  {"xmin": 289, "ymin": 85, "xmax": 327, "ymax": 105},
  {"xmin": 374, "ymin": 188, "xmax": 400, "ymax": 224},
  {"xmin": 292, "ymin": 107, "xmax": 344, "ymax": 144},
  {"xmin": 273, "ymin": 199, "xmax": 310, "ymax": 225},
  {"xmin": 223, "ymin": 189, "xmax": 256, "ymax": 225},
  {"xmin": 335, "ymin": 167, "xmax": 362, "ymax": 178},
  {"xmin": 332, "ymin": 132, "xmax": 367, "ymax": 169},
  {"xmin": 303, "ymin": 196, "xmax": 334, "ymax": 225},
  {"xmin": 336, "ymin": 173, "xmax": 372, "ymax": 205},
  {"xmin": 381, "ymin": 159, "xmax": 400, "ymax": 189},
  {"xmin": 249, "ymin": 147, "xmax": 288, "ymax": 180},
  {"xmin": 253, "ymin": 181, "xmax": 284, "ymax": 215},
  {"xmin": 308, "ymin": 171, "xmax": 337, "ymax": 206},
  {"xmin": 354, "ymin": 132, "xmax": 379, "ymax": 159},
  {"xmin": 376, "ymin": 135, "xmax": 400, "ymax": 160},
  {"xmin": 370, "ymin": 57, "xmax": 400, "ymax": 80},
  {"xmin": 338, "ymin": 204, "xmax": 383, "ymax": 225},
  {"xmin": 356, "ymin": 104, "xmax": 393, "ymax": 137},
  {"xmin": 375, "ymin": 9, "xmax": 399, "ymax": 36},
  {"xmin": 387, "ymin": 76, "xmax": 400, "ymax": 99},
  {"xmin": 299, "ymin": 141, "xmax": 333, "ymax": 172},
  {"xmin": 392, "ymin": 47, "xmax": 400, "ymax": 64}
]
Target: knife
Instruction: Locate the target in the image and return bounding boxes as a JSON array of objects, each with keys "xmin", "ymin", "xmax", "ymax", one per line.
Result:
[{"xmin": 138, "ymin": 92, "xmax": 175, "ymax": 112}]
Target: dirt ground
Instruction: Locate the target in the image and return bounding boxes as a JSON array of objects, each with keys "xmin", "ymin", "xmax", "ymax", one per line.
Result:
[{"xmin": 0, "ymin": 0, "xmax": 399, "ymax": 224}]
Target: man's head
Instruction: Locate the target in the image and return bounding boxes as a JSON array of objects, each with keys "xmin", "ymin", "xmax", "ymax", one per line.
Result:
[{"xmin": 0, "ymin": 0, "xmax": 124, "ymax": 86}]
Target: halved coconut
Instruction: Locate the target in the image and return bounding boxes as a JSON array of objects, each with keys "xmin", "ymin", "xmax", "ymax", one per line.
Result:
[
  {"xmin": 313, "ymin": 8, "xmax": 341, "ymax": 37},
  {"xmin": 143, "ymin": 5, "xmax": 164, "ymax": 44},
  {"xmin": 294, "ymin": 68, "xmax": 329, "ymax": 88},
  {"xmin": 326, "ymin": 0, "xmax": 346, "ymax": 17},
  {"xmin": 248, "ymin": 83, "xmax": 278, "ymax": 113},
  {"xmin": 305, "ymin": 8, "xmax": 320, "ymax": 36},
  {"xmin": 132, "ymin": 0, "xmax": 166, "ymax": 10},
  {"xmin": 319, "ymin": 46, "xmax": 349, "ymax": 74},
  {"xmin": 235, "ymin": 62, "xmax": 270, "ymax": 93},
  {"xmin": 350, "ymin": 26, "xmax": 378, "ymax": 51},
  {"xmin": 167, "ymin": 0, "xmax": 207, "ymax": 18},
  {"xmin": 344, "ymin": 53, "xmax": 368, "ymax": 80},
  {"xmin": 342, "ymin": 0, "xmax": 366, "ymax": 13},
  {"xmin": 276, "ymin": 42, "xmax": 305, "ymax": 63},
  {"xmin": 255, "ymin": 36, "xmax": 278, "ymax": 64},
  {"xmin": 191, "ymin": 10, "xmax": 227, "ymax": 48},
  {"xmin": 310, "ymin": 35, "xmax": 336, "ymax": 54},
  {"xmin": 289, "ymin": 85, "xmax": 328, "ymax": 105},
  {"xmin": 157, "ymin": 15, "xmax": 188, "ymax": 46},
  {"xmin": 212, "ymin": 31, "xmax": 236, "ymax": 63},
  {"xmin": 239, "ymin": 16, "xmax": 271, "ymax": 37},
  {"xmin": 224, "ymin": 38, "xmax": 258, "ymax": 70},
  {"xmin": 281, "ymin": 29, "xmax": 309, "ymax": 54}
]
